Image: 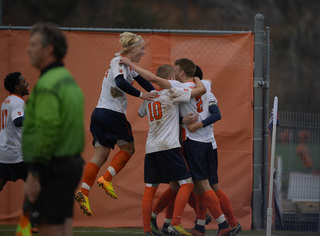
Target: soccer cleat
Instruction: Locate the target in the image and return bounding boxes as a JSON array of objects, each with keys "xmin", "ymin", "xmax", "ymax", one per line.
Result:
[
  {"xmin": 151, "ymin": 216, "xmax": 162, "ymax": 236},
  {"xmin": 144, "ymin": 231, "xmax": 152, "ymax": 236},
  {"xmin": 74, "ymin": 191, "xmax": 92, "ymax": 216},
  {"xmin": 189, "ymin": 229, "xmax": 206, "ymax": 236},
  {"xmin": 205, "ymin": 214, "xmax": 212, "ymax": 225},
  {"xmin": 230, "ymin": 222, "xmax": 241, "ymax": 235},
  {"xmin": 216, "ymin": 227, "xmax": 232, "ymax": 236},
  {"xmin": 168, "ymin": 224, "xmax": 192, "ymax": 235},
  {"xmin": 97, "ymin": 176, "xmax": 118, "ymax": 199},
  {"xmin": 161, "ymin": 223, "xmax": 174, "ymax": 235}
]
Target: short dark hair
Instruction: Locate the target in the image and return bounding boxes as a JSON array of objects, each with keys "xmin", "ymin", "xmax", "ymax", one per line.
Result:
[
  {"xmin": 30, "ymin": 22, "xmax": 67, "ymax": 61},
  {"xmin": 194, "ymin": 65, "xmax": 203, "ymax": 80},
  {"xmin": 4, "ymin": 72, "xmax": 21, "ymax": 93},
  {"xmin": 174, "ymin": 58, "xmax": 196, "ymax": 78},
  {"xmin": 156, "ymin": 64, "xmax": 174, "ymax": 79}
]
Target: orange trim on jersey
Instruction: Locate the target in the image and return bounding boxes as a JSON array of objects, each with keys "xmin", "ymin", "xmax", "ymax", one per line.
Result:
[{"xmin": 9, "ymin": 94, "xmax": 24, "ymax": 100}]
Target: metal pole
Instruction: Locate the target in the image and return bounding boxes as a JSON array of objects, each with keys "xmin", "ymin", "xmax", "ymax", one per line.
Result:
[
  {"xmin": 263, "ymin": 26, "xmax": 271, "ymax": 228},
  {"xmin": 252, "ymin": 13, "xmax": 264, "ymax": 230}
]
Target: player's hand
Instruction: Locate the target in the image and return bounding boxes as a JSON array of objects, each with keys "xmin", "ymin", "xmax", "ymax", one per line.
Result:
[
  {"xmin": 140, "ymin": 92, "xmax": 157, "ymax": 101},
  {"xmin": 24, "ymin": 172, "xmax": 41, "ymax": 203},
  {"xmin": 182, "ymin": 113, "xmax": 199, "ymax": 124},
  {"xmin": 119, "ymin": 56, "xmax": 133, "ymax": 67},
  {"xmin": 187, "ymin": 122, "xmax": 203, "ymax": 133}
]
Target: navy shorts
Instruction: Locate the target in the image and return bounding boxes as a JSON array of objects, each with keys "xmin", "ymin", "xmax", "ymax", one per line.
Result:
[
  {"xmin": 0, "ymin": 162, "xmax": 28, "ymax": 181},
  {"xmin": 27, "ymin": 155, "xmax": 84, "ymax": 225},
  {"xmin": 183, "ymin": 138, "xmax": 218, "ymax": 184},
  {"xmin": 144, "ymin": 148, "xmax": 191, "ymax": 184},
  {"xmin": 90, "ymin": 108, "xmax": 134, "ymax": 149}
]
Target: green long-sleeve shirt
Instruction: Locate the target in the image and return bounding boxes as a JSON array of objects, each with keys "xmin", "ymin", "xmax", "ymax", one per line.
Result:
[{"xmin": 22, "ymin": 64, "xmax": 85, "ymax": 166}]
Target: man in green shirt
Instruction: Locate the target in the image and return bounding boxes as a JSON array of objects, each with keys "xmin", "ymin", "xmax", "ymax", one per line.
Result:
[{"xmin": 23, "ymin": 23, "xmax": 84, "ymax": 236}]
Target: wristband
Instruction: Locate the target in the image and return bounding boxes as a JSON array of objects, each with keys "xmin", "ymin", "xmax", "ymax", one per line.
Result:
[{"xmin": 139, "ymin": 92, "xmax": 143, "ymax": 98}]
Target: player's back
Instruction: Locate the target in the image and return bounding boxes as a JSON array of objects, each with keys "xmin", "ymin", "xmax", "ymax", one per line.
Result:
[{"xmin": 139, "ymin": 87, "xmax": 191, "ymax": 154}]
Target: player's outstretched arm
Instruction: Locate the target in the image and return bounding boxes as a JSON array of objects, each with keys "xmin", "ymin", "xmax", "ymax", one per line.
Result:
[
  {"xmin": 190, "ymin": 76, "xmax": 206, "ymax": 98},
  {"xmin": 119, "ymin": 57, "xmax": 171, "ymax": 89}
]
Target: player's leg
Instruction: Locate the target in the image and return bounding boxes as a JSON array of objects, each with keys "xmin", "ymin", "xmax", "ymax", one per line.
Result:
[
  {"xmin": 152, "ymin": 186, "xmax": 177, "ymax": 216},
  {"xmin": 97, "ymin": 110, "xmax": 135, "ymax": 199},
  {"xmin": 169, "ymin": 178, "xmax": 194, "ymax": 235},
  {"xmin": 190, "ymin": 184, "xmax": 207, "ymax": 235},
  {"xmin": 195, "ymin": 179, "xmax": 231, "ymax": 236},
  {"xmin": 97, "ymin": 141, "xmax": 134, "ymax": 199},
  {"xmin": 75, "ymin": 144, "xmax": 111, "ymax": 215},
  {"xmin": 160, "ymin": 198, "xmax": 175, "ymax": 234},
  {"xmin": 142, "ymin": 184, "xmax": 158, "ymax": 235},
  {"xmin": 210, "ymin": 148, "xmax": 241, "ymax": 235},
  {"xmin": 101, "ymin": 141, "xmax": 134, "ymax": 182},
  {"xmin": 212, "ymin": 184, "xmax": 241, "ymax": 235}
]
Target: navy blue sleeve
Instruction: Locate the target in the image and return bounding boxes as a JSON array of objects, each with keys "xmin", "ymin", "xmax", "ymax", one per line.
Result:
[
  {"xmin": 201, "ymin": 104, "xmax": 221, "ymax": 127},
  {"xmin": 134, "ymin": 75, "xmax": 155, "ymax": 92},
  {"xmin": 115, "ymin": 74, "xmax": 141, "ymax": 97},
  {"xmin": 13, "ymin": 116, "xmax": 24, "ymax": 127}
]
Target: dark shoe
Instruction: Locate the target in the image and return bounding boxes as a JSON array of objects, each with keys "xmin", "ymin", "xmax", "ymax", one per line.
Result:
[
  {"xmin": 205, "ymin": 214, "xmax": 212, "ymax": 225},
  {"xmin": 230, "ymin": 222, "xmax": 241, "ymax": 235},
  {"xmin": 151, "ymin": 216, "xmax": 161, "ymax": 236}
]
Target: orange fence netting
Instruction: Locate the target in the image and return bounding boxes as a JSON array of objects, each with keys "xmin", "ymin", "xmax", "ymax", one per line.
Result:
[{"xmin": 0, "ymin": 30, "xmax": 254, "ymax": 230}]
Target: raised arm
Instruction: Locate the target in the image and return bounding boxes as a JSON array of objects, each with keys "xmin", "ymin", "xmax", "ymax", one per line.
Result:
[
  {"xmin": 120, "ymin": 57, "xmax": 171, "ymax": 89},
  {"xmin": 190, "ymin": 77, "xmax": 206, "ymax": 98}
]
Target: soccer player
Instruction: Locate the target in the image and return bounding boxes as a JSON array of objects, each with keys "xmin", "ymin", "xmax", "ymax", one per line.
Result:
[
  {"xmin": 0, "ymin": 72, "xmax": 29, "ymax": 191},
  {"xmin": 23, "ymin": 23, "xmax": 84, "ymax": 236},
  {"xmin": 75, "ymin": 32, "xmax": 156, "ymax": 216},
  {"xmin": 138, "ymin": 64, "xmax": 205, "ymax": 236},
  {"xmin": 183, "ymin": 65, "xmax": 241, "ymax": 236}
]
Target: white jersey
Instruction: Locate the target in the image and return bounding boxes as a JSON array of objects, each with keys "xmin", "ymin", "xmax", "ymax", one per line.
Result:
[
  {"xmin": 138, "ymin": 83, "xmax": 192, "ymax": 154},
  {"xmin": 0, "ymin": 94, "xmax": 25, "ymax": 163},
  {"xmin": 170, "ymin": 80, "xmax": 218, "ymax": 149},
  {"xmin": 96, "ymin": 53, "xmax": 139, "ymax": 114}
]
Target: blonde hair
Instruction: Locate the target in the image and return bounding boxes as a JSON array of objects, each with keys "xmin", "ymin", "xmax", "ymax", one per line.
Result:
[
  {"xmin": 156, "ymin": 64, "xmax": 174, "ymax": 80},
  {"xmin": 119, "ymin": 32, "xmax": 143, "ymax": 55}
]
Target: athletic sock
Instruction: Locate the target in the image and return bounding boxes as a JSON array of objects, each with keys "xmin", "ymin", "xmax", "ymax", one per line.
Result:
[
  {"xmin": 142, "ymin": 186, "xmax": 157, "ymax": 233},
  {"xmin": 171, "ymin": 183, "xmax": 194, "ymax": 226},
  {"xmin": 81, "ymin": 162, "xmax": 100, "ymax": 196},
  {"xmin": 216, "ymin": 189, "xmax": 237, "ymax": 228},
  {"xmin": 202, "ymin": 190, "xmax": 224, "ymax": 220},
  {"xmin": 195, "ymin": 220, "xmax": 206, "ymax": 233},
  {"xmin": 152, "ymin": 187, "xmax": 177, "ymax": 215},
  {"xmin": 194, "ymin": 194, "xmax": 206, "ymax": 233},
  {"xmin": 188, "ymin": 191, "xmax": 197, "ymax": 212},
  {"xmin": 103, "ymin": 150, "xmax": 131, "ymax": 181},
  {"xmin": 195, "ymin": 193, "xmax": 207, "ymax": 219},
  {"xmin": 165, "ymin": 198, "xmax": 175, "ymax": 219}
]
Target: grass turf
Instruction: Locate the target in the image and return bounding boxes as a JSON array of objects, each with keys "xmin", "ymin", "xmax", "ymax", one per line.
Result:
[{"xmin": 1, "ymin": 225, "xmax": 319, "ymax": 236}]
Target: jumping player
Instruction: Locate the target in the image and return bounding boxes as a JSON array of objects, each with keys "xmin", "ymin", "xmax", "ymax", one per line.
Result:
[{"xmin": 75, "ymin": 32, "xmax": 156, "ymax": 216}]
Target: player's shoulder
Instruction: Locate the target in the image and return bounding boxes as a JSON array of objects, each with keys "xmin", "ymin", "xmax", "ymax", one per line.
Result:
[{"xmin": 8, "ymin": 94, "xmax": 23, "ymax": 103}]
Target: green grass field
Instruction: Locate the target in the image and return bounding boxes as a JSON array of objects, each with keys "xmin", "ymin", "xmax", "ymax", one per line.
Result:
[{"xmin": 1, "ymin": 225, "xmax": 319, "ymax": 236}]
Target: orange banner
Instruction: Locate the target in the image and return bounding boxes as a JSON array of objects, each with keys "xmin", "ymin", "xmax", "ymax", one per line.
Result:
[{"xmin": 0, "ymin": 30, "xmax": 254, "ymax": 230}]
